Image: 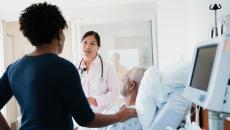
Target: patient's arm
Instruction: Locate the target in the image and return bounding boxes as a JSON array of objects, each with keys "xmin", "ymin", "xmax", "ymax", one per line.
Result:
[
  {"xmin": 0, "ymin": 112, "xmax": 11, "ymax": 130},
  {"xmin": 83, "ymin": 107, "xmax": 136, "ymax": 128},
  {"xmin": 97, "ymin": 116, "xmax": 142, "ymax": 130}
]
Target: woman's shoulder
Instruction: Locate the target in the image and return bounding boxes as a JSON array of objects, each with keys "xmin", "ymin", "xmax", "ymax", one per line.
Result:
[{"xmin": 55, "ymin": 56, "xmax": 76, "ymax": 70}]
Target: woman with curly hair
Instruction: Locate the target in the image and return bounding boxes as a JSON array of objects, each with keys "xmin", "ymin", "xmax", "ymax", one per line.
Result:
[{"xmin": 0, "ymin": 2, "xmax": 136, "ymax": 130}]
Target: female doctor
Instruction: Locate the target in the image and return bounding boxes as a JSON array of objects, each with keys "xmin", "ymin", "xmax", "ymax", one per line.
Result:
[{"xmin": 78, "ymin": 31, "xmax": 119, "ymax": 113}]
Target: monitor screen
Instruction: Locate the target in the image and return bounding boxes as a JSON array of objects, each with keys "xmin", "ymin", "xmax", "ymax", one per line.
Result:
[{"xmin": 190, "ymin": 45, "xmax": 217, "ymax": 91}]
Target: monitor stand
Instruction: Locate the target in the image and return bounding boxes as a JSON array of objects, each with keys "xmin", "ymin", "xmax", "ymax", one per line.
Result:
[
  {"xmin": 208, "ymin": 111, "xmax": 224, "ymax": 130},
  {"xmin": 208, "ymin": 111, "xmax": 230, "ymax": 130}
]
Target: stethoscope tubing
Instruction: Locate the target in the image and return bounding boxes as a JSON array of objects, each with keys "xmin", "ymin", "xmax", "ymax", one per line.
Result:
[{"xmin": 78, "ymin": 54, "xmax": 104, "ymax": 78}]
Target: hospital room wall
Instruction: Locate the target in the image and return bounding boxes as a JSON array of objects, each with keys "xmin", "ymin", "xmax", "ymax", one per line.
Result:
[
  {"xmin": 0, "ymin": 19, "xmax": 3, "ymax": 76},
  {"xmin": 156, "ymin": 0, "xmax": 230, "ymax": 70},
  {"xmin": 188, "ymin": 0, "xmax": 230, "ymax": 55},
  {"xmin": 1, "ymin": 20, "xmax": 73, "ymax": 128},
  {"xmin": 0, "ymin": 17, "xmax": 5, "ymax": 118},
  {"xmin": 2, "ymin": 21, "xmax": 73, "ymax": 64},
  {"xmin": 156, "ymin": 0, "xmax": 189, "ymax": 71}
]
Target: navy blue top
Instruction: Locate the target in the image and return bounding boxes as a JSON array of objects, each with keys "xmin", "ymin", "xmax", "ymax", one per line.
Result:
[{"xmin": 0, "ymin": 53, "xmax": 95, "ymax": 130}]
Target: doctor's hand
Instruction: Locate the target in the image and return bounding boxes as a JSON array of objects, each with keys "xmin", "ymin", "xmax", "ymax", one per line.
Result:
[
  {"xmin": 87, "ymin": 97, "xmax": 98, "ymax": 107},
  {"xmin": 115, "ymin": 107, "xmax": 137, "ymax": 122}
]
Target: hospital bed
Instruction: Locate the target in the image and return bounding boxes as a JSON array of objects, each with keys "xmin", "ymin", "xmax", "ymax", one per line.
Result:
[
  {"xmin": 100, "ymin": 90, "xmax": 191, "ymax": 130},
  {"xmin": 149, "ymin": 91, "xmax": 190, "ymax": 130},
  {"xmin": 136, "ymin": 64, "xmax": 191, "ymax": 130}
]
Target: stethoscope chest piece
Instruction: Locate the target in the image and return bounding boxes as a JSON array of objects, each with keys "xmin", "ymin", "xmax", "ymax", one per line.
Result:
[{"xmin": 78, "ymin": 54, "xmax": 104, "ymax": 82}]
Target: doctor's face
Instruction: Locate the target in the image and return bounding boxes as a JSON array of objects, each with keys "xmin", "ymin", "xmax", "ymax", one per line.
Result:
[{"xmin": 82, "ymin": 35, "xmax": 100, "ymax": 59}]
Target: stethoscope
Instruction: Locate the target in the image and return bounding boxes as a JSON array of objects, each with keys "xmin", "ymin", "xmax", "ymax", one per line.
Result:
[{"xmin": 78, "ymin": 54, "xmax": 104, "ymax": 82}]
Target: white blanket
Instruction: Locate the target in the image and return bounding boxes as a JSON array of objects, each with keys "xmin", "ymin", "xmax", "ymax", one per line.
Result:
[{"xmin": 136, "ymin": 64, "xmax": 190, "ymax": 130}]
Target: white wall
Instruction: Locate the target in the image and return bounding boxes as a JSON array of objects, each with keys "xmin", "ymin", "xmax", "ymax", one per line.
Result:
[
  {"xmin": 72, "ymin": 2, "xmax": 156, "ymax": 25},
  {"xmin": 156, "ymin": 0, "xmax": 230, "ymax": 70},
  {"xmin": 0, "ymin": 18, "xmax": 4, "ymax": 75},
  {"xmin": 0, "ymin": 18, "xmax": 6, "ymax": 117},
  {"xmin": 3, "ymin": 21, "xmax": 73, "ymax": 65},
  {"xmin": 188, "ymin": 0, "xmax": 230, "ymax": 49},
  {"xmin": 156, "ymin": 0, "xmax": 189, "ymax": 71},
  {"xmin": 187, "ymin": 0, "xmax": 210, "ymax": 59}
]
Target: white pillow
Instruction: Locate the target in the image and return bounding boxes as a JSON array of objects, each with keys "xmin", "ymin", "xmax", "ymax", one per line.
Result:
[
  {"xmin": 136, "ymin": 64, "xmax": 190, "ymax": 130},
  {"xmin": 160, "ymin": 63, "xmax": 190, "ymax": 94},
  {"xmin": 136, "ymin": 66, "xmax": 166, "ymax": 130}
]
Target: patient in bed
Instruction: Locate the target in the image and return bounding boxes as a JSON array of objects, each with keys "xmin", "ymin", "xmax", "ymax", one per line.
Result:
[
  {"xmin": 98, "ymin": 64, "xmax": 190, "ymax": 130},
  {"xmin": 98, "ymin": 67, "xmax": 146, "ymax": 130}
]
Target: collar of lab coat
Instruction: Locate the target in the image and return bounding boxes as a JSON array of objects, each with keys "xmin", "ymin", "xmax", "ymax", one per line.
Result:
[
  {"xmin": 91, "ymin": 54, "xmax": 100, "ymax": 66},
  {"xmin": 80, "ymin": 55, "xmax": 100, "ymax": 69}
]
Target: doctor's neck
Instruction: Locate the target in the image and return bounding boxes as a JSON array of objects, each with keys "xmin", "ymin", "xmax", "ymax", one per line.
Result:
[{"xmin": 84, "ymin": 55, "xmax": 97, "ymax": 64}]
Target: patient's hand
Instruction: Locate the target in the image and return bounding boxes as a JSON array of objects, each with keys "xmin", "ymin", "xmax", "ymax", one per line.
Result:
[
  {"xmin": 87, "ymin": 97, "xmax": 98, "ymax": 107},
  {"xmin": 115, "ymin": 107, "xmax": 137, "ymax": 122}
]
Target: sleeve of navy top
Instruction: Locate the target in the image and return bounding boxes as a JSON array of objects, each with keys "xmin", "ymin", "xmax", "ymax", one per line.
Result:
[
  {"xmin": 58, "ymin": 62, "xmax": 95, "ymax": 126},
  {"xmin": 0, "ymin": 67, "xmax": 13, "ymax": 110}
]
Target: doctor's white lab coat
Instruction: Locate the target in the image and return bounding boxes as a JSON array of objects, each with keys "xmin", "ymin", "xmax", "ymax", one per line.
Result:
[{"xmin": 78, "ymin": 55, "xmax": 119, "ymax": 113}]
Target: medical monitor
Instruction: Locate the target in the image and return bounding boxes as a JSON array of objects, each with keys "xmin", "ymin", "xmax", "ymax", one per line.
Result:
[
  {"xmin": 190, "ymin": 45, "xmax": 217, "ymax": 91},
  {"xmin": 183, "ymin": 36, "xmax": 230, "ymax": 113}
]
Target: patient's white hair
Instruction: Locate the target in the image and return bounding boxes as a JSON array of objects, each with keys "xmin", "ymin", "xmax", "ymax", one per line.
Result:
[{"xmin": 128, "ymin": 67, "xmax": 146, "ymax": 87}]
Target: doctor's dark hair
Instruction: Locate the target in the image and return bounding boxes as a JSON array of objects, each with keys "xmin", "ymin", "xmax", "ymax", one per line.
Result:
[
  {"xmin": 81, "ymin": 31, "xmax": 101, "ymax": 47},
  {"xmin": 19, "ymin": 2, "xmax": 68, "ymax": 46}
]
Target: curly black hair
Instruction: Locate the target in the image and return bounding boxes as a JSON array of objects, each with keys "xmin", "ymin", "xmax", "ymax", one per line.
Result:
[{"xmin": 19, "ymin": 2, "xmax": 68, "ymax": 46}]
